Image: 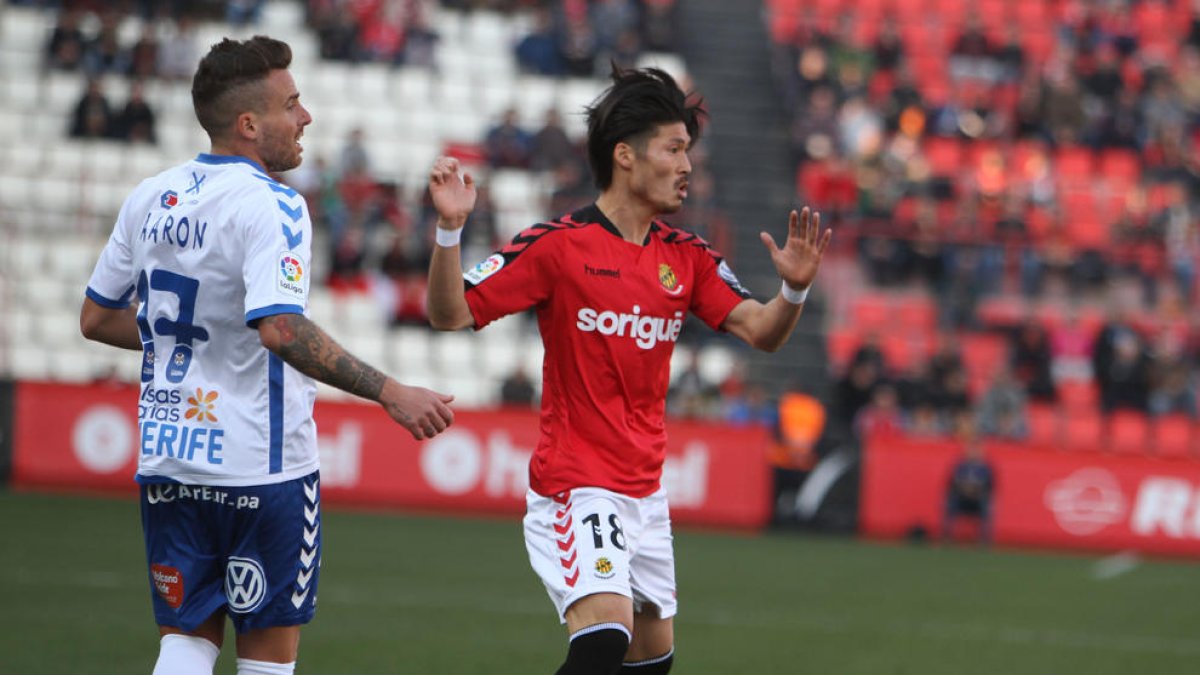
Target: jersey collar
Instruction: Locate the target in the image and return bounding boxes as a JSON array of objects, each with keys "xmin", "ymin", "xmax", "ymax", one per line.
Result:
[
  {"xmin": 578, "ymin": 203, "xmax": 660, "ymax": 246},
  {"xmin": 195, "ymin": 153, "xmax": 267, "ymax": 173}
]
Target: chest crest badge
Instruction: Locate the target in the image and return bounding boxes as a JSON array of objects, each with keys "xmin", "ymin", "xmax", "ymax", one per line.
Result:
[{"xmin": 658, "ymin": 263, "xmax": 684, "ymax": 296}]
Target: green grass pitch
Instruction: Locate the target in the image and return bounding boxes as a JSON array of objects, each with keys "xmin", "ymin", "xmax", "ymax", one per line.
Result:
[{"xmin": 2, "ymin": 490, "xmax": 1198, "ymax": 674}]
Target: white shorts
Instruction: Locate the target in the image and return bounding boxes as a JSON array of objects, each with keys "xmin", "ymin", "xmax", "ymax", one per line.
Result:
[{"xmin": 524, "ymin": 487, "xmax": 677, "ymax": 623}]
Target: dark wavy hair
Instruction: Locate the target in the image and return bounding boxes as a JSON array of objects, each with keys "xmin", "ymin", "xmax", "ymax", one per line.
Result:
[
  {"xmin": 585, "ymin": 64, "xmax": 705, "ymax": 190},
  {"xmin": 192, "ymin": 35, "xmax": 292, "ymax": 139}
]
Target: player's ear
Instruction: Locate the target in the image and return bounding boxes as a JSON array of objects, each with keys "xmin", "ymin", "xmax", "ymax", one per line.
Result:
[
  {"xmin": 613, "ymin": 141, "xmax": 635, "ymax": 172},
  {"xmin": 235, "ymin": 111, "xmax": 258, "ymax": 140}
]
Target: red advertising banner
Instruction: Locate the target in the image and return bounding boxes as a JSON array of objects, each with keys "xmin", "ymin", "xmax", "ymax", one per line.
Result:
[
  {"xmin": 862, "ymin": 433, "xmax": 1200, "ymax": 557},
  {"xmin": 11, "ymin": 381, "xmax": 770, "ymax": 528}
]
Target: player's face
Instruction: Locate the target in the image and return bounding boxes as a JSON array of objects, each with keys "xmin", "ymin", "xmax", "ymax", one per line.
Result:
[
  {"xmin": 256, "ymin": 69, "xmax": 312, "ymax": 173},
  {"xmin": 628, "ymin": 122, "xmax": 692, "ymax": 215}
]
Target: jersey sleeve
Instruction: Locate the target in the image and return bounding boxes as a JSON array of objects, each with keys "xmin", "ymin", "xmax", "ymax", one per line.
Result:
[
  {"xmin": 463, "ymin": 223, "xmax": 561, "ymax": 329},
  {"xmin": 689, "ymin": 245, "xmax": 752, "ymax": 331},
  {"xmin": 241, "ymin": 182, "xmax": 313, "ymax": 326},
  {"xmin": 86, "ymin": 195, "xmax": 138, "ymax": 308}
]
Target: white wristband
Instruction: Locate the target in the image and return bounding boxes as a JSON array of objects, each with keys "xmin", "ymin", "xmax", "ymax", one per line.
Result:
[
  {"xmin": 436, "ymin": 226, "xmax": 463, "ymax": 247},
  {"xmin": 781, "ymin": 280, "xmax": 810, "ymax": 304}
]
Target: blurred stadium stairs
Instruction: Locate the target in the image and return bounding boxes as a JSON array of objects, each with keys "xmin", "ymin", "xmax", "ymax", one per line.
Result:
[{"xmin": 678, "ymin": 0, "xmax": 830, "ymax": 397}]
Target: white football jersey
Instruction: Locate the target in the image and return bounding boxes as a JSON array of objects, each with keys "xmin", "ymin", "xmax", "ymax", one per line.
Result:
[{"xmin": 87, "ymin": 154, "xmax": 319, "ymax": 487}]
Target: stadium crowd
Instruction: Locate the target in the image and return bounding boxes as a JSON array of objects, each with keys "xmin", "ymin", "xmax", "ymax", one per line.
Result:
[{"xmin": 767, "ymin": 0, "xmax": 1200, "ymax": 445}]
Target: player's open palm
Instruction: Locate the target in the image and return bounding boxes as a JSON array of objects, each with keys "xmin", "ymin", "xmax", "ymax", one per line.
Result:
[
  {"xmin": 429, "ymin": 156, "xmax": 477, "ymax": 228},
  {"xmin": 760, "ymin": 206, "xmax": 831, "ymax": 291},
  {"xmin": 380, "ymin": 380, "xmax": 456, "ymax": 441}
]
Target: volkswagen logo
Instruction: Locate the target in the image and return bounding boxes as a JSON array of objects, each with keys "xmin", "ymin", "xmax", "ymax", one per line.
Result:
[{"xmin": 225, "ymin": 557, "xmax": 267, "ymax": 613}]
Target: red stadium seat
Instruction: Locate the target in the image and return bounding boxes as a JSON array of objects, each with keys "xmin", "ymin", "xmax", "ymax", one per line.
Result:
[
  {"xmin": 1061, "ymin": 189, "xmax": 1112, "ymax": 249},
  {"xmin": 851, "ymin": 294, "xmax": 892, "ymax": 332},
  {"xmin": 893, "ymin": 295, "xmax": 938, "ymax": 335},
  {"xmin": 1027, "ymin": 403, "xmax": 1060, "ymax": 446},
  {"xmin": 960, "ymin": 334, "xmax": 1008, "ymax": 382},
  {"xmin": 1058, "ymin": 380, "xmax": 1099, "ymax": 411},
  {"xmin": 1152, "ymin": 415, "xmax": 1195, "ymax": 460},
  {"xmin": 1062, "ymin": 409, "xmax": 1104, "ymax": 451},
  {"xmin": 826, "ymin": 327, "xmax": 862, "ymax": 374},
  {"xmin": 1109, "ymin": 410, "xmax": 1151, "ymax": 456},
  {"xmin": 1054, "ymin": 146, "xmax": 1096, "ymax": 189},
  {"xmin": 1099, "ymin": 149, "xmax": 1142, "ymax": 190},
  {"xmin": 924, "ymin": 137, "xmax": 963, "ymax": 178}
]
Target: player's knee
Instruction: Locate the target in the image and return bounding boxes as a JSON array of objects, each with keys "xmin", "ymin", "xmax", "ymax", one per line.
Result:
[
  {"xmin": 555, "ymin": 623, "xmax": 631, "ymax": 675},
  {"xmin": 621, "ymin": 648, "xmax": 674, "ymax": 674}
]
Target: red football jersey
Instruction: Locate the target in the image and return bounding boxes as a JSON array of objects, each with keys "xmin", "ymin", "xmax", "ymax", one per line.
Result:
[{"xmin": 465, "ymin": 204, "xmax": 751, "ymax": 498}]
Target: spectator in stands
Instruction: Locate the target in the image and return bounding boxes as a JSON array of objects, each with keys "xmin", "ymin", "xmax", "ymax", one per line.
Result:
[
  {"xmin": 516, "ymin": 7, "xmax": 566, "ymax": 75},
  {"xmin": 340, "ymin": 127, "xmax": 372, "ymax": 177},
  {"xmin": 589, "ymin": 0, "xmax": 637, "ymax": 57},
  {"xmin": 484, "ymin": 107, "xmax": 533, "ymax": 169},
  {"xmin": 668, "ymin": 350, "xmax": 717, "ymax": 419},
  {"xmin": 1049, "ymin": 307, "xmax": 1096, "ymax": 383},
  {"xmin": 790, "ymin": 85, "xmax": 840, "ymax": 163},
  {"xmin": 1094, "ymin": 321, "xmax": 1152, "ymax": 414},
  {"xmin": 226, "ymin": 0, "xmax": 265, "ymax": 26},
  {"xmin": 157, "ymin": 17, "xmax": 200, "ymax": 80},
  {"xmin": 500, "ymin": 367, "xmax": 538, "ymax": 408},
  {"xmin": 83, "ymin": 11, "xmax": 129, "ymax": 76},
  {"xmin": 1148, "ymin": 330, "xmax": 1198, "ymax": 418},
  {"xmin": 69, "ymin": 77, "xmax": 114, "ymax": 139},
  {"xmin": 45, "ymin": 9, "xmax": 87, "ymax": 71},
  {"xmin": 558, "ymin": 12, "xmax": 600, "ymax": 77},
  {"xmin": 834, "ymin": 356, "xmax": 883, "ymax": 437},
  {"xmin": 113, "ymin": 80, "xmax": 157, "ymax": 144},
  {"xmin": 726, "ymin": 382, "xmax": 778, "ymax": 428},
  {"xmin": 949, "ymin": 15, "xmax": 996, "ymax": 84},
  {"xmin": 854, "ymin": 381, "xmax": 903, "ymax": 440},
  {"xmin": 871, "ymin": 18, "xmax": 904, "ymax": 74},
  {"xmin": 976, "ymin": 364, "xmax": 1029, "ymax": 440},
  {"xmin": 941, "ymin": 436, "xmax": 995, "ymax": 545},
  {"xmin": 529, "ymin": 107, "xmax": 578, "ymax": 172},
  {"xmin": 639, "ymin": 0, "xmax": 678, "ymax": 53},
  {"xmin": 1010, "ymin": 317, "xmax": 1057, "ymax": 402},
  {"xmin": 127, "ymin": 25, "xmax": 159, "ymax": 79}
]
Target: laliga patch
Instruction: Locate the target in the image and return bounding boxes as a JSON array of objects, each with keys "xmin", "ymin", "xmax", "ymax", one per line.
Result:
[
  {"xmin": 717, "ymin": 260, "xmax": 749, "ymax": 296},
  {"xmin": 277, "ymin": 252, "xmax": 307, "ymax": 299},
  {"xmin": 593, "ymin": 556, "xmax": 616, "ymax": 580},
  {"xmin": 151, "ymin": 564, "xmax": 185, "ymax": 608},
  {"xmin": 464, "ymin": 254, "xmax": 505, "ymax": 285}
]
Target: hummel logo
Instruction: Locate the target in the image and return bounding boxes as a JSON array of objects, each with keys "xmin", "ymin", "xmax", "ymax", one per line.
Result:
[{"xmin": 584, "ymin": 264, "xmax": 621, "ymax": 279}]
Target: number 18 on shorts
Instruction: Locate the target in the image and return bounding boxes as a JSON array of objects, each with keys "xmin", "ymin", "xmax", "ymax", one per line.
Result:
[{"xmin": 523, "ymin": 487, "xmax": 677, "ymax": 622}]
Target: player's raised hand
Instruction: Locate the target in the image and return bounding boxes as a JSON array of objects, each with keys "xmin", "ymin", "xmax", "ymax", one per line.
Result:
[
  {"xmin": 428, "ymin": 156, "xmax": 477, "ymax": 229},
  {"xmin": 760, "ymin": 207, "xmax": 832, "ymax": 292},
  {"xmin": 379, "ymin": 380, "xmax": 456, "ymax": 441}
]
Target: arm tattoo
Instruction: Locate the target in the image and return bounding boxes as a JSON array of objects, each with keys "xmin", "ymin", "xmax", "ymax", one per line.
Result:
[{"xmin": 267, "ymin": 314, "xmax": 388, "ymax": 401}]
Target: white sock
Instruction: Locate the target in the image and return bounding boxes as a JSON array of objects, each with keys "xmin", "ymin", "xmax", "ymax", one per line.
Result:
[
  {"xmin": 152, "ymin": 634, "xmax": 220, "ymax": 675},
  {"xmin": 236, "ymin": 658, "xmax": 296, "ymax": 674}
]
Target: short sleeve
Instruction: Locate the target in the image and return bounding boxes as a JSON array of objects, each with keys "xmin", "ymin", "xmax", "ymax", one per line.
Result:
[
  {"xmin": 241, "ymin": 182, "xmax": 312, "ymax": 325},
  {"xmin": 689, "ymin": 249, "xmax": 752, "ymax": 331},
  {"xmin": 86, "ymin": 197, "xmax": 138, "ymax": 308},
  {"xmin": 463, "ymin": 224, "xmax": 560, "ymax": 329}
]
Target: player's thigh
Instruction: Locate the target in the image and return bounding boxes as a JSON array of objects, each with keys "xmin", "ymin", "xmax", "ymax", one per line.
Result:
[
  {"xmin": 236, "ymin": 625, "xmax": 302, "ymax": 663},
  {"xmin": 159, "ymin": 610, "xmax": 226, "ymax": 649},
  {"xmin": 524, "ymin": 488, "xmax": 637, "ymax": 626},
  {"xmin": 628, "ymin": 489, "xmax": 677, "ymax": 621},
  {"xmin": 627, "ymin": 611, "xmax": 673, "ymax": 662},
  {"xmin": 564, "ymin": 592, "xmax": 634, "ymax": 635}
]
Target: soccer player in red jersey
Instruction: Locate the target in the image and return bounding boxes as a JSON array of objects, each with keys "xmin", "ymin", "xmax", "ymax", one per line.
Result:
[{"xmin": 426, "ymin": 66, "xmax": 831, "ymax": 675}]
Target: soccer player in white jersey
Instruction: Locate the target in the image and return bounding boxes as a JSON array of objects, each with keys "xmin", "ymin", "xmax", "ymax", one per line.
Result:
[
  {"xmin": 80, "ymin": 36, "xmax": 454, "ymax": 675},
  {"xmin": 426, "ymin": 66, "xmax": 831, "ymax": 675}
]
